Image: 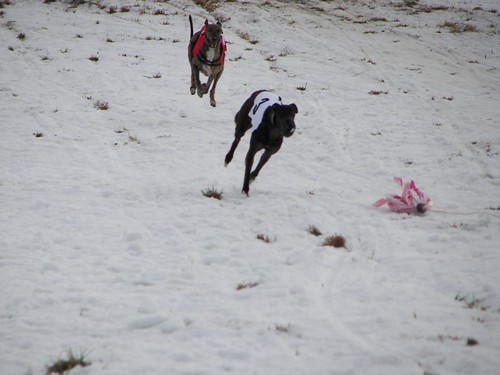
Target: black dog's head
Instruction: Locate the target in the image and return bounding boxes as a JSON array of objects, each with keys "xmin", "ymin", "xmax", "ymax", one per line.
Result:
[
  {"xmin": 273, "ymin": 103, "xmax": 298, "ymax": 138},
  {"xmin": 204, "ymin": 19, "xmax": 223, "ymax": 48}
]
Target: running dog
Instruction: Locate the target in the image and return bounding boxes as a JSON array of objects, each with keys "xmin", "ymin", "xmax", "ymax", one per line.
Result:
[
  {"xmin": 225, "ymin": 90, "xmax": 298, "ymax": 196},
  {"xmin": 188, "ymin": 16, "xmax": 226, "ymax": 107}
]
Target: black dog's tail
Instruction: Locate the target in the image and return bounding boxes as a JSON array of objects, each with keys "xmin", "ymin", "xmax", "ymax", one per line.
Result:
[{"xmin": 189, "ymin": 15, "xmax": 194, "ymax": 39}]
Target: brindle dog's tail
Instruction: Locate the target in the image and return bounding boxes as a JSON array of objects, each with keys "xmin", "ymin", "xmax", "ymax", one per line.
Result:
[{"xmin": 189, "ymin": 15, "xmax": 194, "ymax": 39}]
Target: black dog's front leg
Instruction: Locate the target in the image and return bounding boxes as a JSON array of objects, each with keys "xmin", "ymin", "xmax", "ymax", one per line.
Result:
[
  {"xmin": 242, "ymin": 137, "xmax": 264, "ymax": 196},
  {"xmin": 250, "ymin": 148, "xmax": 274, "ymax": 181},
  {"xmin": 242, "ymin": 137, "xmax": 267, "ymax": 196}
]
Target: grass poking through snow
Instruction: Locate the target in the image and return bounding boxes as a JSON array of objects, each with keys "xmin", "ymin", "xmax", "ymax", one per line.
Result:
[
  {"xmin": 256, "ymin": 234, "xmax": 275, "ymax": 243},
  {"xmin": 308, "ymin": 225, "xmax": 322, "ymax": 237},
  {"xmin": 94, "ymin": 100, "xmax": 109, "ymax": 110},
  {"xmin": 202, "ymin": 187, "xmax": 223, "ymax": 200},
  {"xmin": 236, "ymin": 282, "xmax": 259, "ymax": 290},
  {"xmin": 45, "ymin": 350, "xmax": 90, "ymax": 375},
  {"xmin": 322, "ymin": 235, "xmax": 346, "ymax": 248}
]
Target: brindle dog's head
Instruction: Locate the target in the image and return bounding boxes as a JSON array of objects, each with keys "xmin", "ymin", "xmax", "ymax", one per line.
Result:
[
  {"xmin": 204, "ymin": 19, "xmax": 223, "ymax": 48},
  {"xmin": 273, "ymin": 103, "xmax": 298, "ymax": 138}
]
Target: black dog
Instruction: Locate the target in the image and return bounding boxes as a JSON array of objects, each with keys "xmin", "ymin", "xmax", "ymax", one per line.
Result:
[
  {"xmin": 225, "ymin": 90, "xmax": 298, "ymax": 196},
  {"xmin": 188, "ymin": 16, "xmax": 226, "ymax": 107}
]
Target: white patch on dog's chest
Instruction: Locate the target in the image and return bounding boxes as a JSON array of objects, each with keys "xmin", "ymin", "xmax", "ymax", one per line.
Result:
[
  {"xmin": 200, "ymin": 48, "xmax": 216, "ymax": 75},
  {"xmin": 206, "ymin": 47, "xmax": 215, "ymax": 62},
  {"xmin": 249, "ymin": 92, "xmax": 282, "ymax": 133}
]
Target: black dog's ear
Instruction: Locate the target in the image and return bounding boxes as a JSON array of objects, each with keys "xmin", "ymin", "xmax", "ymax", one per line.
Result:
[
  {"xmin": 205, "ymin": 19, "xmax": 209, "ymax": 26},
  {"xmin": 290, "ymin": 103, "xmax": 298, "ymax": 114},
  {"xmin": 267, "ymin": 104, "xmax": 280, "ymax": 125}
]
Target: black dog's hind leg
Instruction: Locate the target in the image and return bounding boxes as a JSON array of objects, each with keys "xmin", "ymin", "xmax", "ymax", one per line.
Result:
[
  {"xmin": 226, "ymin": 112, "xmax": 251, "ymax": 166},
  {"xmin": 225, "ymin": 138, "xmax": 240, "ymax": 166}
]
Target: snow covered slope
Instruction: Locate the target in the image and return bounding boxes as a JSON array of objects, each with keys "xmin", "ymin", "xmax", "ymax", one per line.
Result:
[{"xmin": 1, "ymin": 0, "xmax": 499, "ymax": 374}]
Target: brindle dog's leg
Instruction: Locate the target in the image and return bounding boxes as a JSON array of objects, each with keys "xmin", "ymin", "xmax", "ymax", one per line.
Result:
[
  {"xmin": 208, "ymin": 71, "xmax": 223, "ymax": 107},
  {"xmin": 190, "ymin": 66, "xmax": 196, "ymax": 95},
  {"xmin": 204, "ymin": 76, "xmax": 213, "ymax": 95},
  {"xmin": 192, "ymin": 66, "xmax": 204, "ymax": 98}
]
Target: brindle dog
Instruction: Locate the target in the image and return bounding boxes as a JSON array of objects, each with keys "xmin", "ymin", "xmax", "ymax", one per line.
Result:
[{"xmin": 188, "ymin": 16, "xmax": 225, "ymax": 107}]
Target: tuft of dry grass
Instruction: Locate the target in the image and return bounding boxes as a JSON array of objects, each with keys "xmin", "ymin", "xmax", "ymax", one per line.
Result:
[
  {"xmin": 308, "ymin": 225, "xmax": 322, "ymax": 237},
  {"xmin": 466, "ymin": 337, "xmax": 479, "ymax": 346},
  {"xmin": 45, "ymin": 350, "xmax": 90, "ymax": 375},
  {"xmin": 369, "ymin": 90, "xmax": 388, "ymax": 95},
  {"xmin": 236, "ymin": 282, "xmax": 259, "ymax": 291},
  {"xmin": 17, "ymin": 32, "xmax": 26, "ymax": 40},
  {"xmin": 275, "ymin": 324, "xmax": 290, "ymax": 333},
  {"xmin": 455, "ymin": 293, "xmax": 487, "ymax": 311},
  {"xmin": 402, "ymin": 0, "xmax": 419, "ymax": 8},
  {"xmin": 194, "ymin": 0, "xmax": 220, "ymax": 13},
  {"xmin": 438, "ymin": 334, "xmax": 462, "ymax": 342},
  {"xmin": 418, "ymin": 5, "xmax": 449, "ymax": 13},
  {"xmin": 322, "ymin": 235, "xmax": 346, "ymax": 248},
  {"xmin": 202, "ymin": 186, "xmax": 223, "ymax": 200},
  {"xmin": 88, "ymin": 55, "xmax": 99, "ymax": 62},
  {"xmin": 368, "ymin": 16, "xmax": 388, "ymax": 22},
  {"xmin": 144, "ymin": 72, "xmax": 162, "ymax": 79},
  {"xmin": 153, "ymin": 8, "xmax": 167, "ymax": 15},
  {"xmin": 236, "ymin": 31, "xmax": 259, "ymax": 45},
  {"xmin": 296, "ymin": 83, "xmax": 307, "ymax": 91},
  {"xmin": 128, "ymin": 135, "xmax": 140, "ymax": 144},
  {"xmin": 94, "ymin": 100, "xmax": 109, "ymax": 110},
  {"xmin": 441, "ymin": 21, "xmax": 478, "ymax": 34},
  {"xmin": 256, "ymin": 234, "xmax": 275, "ymax": 243}
]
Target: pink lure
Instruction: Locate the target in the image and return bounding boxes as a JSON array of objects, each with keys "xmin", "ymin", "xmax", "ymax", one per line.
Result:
[{"xmin": 373, "ymin": 177, "xmax": 432, "ymax": 214}]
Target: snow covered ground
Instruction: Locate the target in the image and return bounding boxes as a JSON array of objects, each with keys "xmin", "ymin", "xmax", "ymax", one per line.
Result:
[{"xmin": 1, "ymin": 0, "xmax": 499, "ymax": 374}]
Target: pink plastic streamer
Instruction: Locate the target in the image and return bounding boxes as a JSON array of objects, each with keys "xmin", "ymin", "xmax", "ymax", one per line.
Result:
[{"xmin": 374, "ymin": 177, "xmax": 432, "ymax": 214}]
